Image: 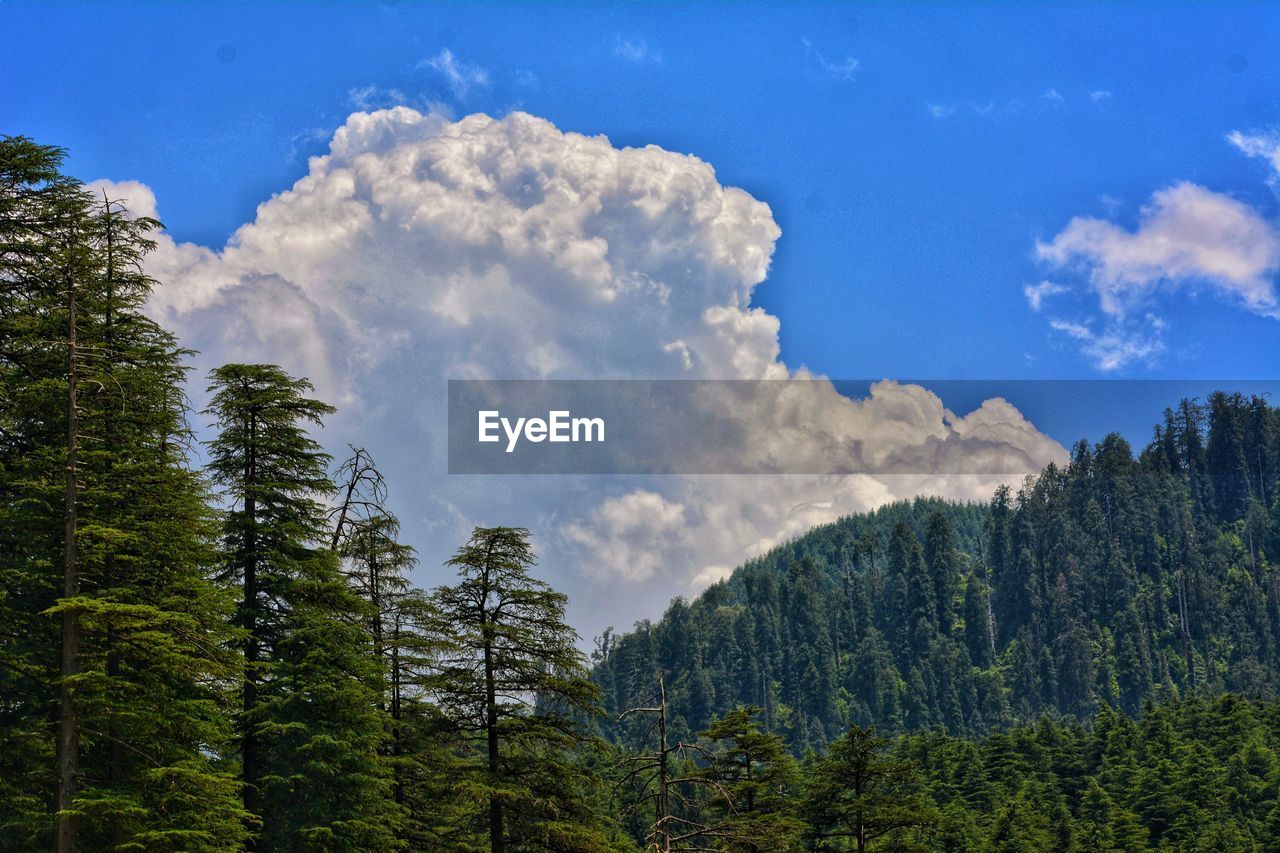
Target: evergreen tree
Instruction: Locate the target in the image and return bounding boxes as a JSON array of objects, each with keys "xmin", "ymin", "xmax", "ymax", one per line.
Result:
[
  {"xmin": 925, "ymin": 511, "xmax": 961, "ymax": 635},
  {"xmin": 963, "ymin": 572, "xmax": 993, "ymax": 668},
  {"xmin": 0, "ymin": 138, "xmax": 245, "ymax": 851},
  {"xmin": 803, "ymin": 725, "xmax": 938, "ymax": 852},
  {"xmin": 698, "ymin": 706, "xmax": 805, "ymax": 850},
  {"xmin": 205, "ymin": 363, "xmax": 397, "ymax": 850},
  {"xmin": 590, "ymin": 395, "xmax": 1280, "ymax": 753},
  {"xmin": 430, "ymin": 527, "xmax": 607, "ymax": 852},
  {"xmin": 985, "ymin": 782, "xmax": 1053, "ymax": 852}
]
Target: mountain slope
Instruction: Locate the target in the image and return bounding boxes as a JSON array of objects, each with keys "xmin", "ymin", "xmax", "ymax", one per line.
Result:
[{"xmin": 592, "ymin": 392, "xmax": 1280, "ymax": 753}]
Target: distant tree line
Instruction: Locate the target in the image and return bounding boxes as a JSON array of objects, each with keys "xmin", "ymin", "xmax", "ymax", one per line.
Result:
[{"xmin": 613, "ymin": 691, "xmax": 1280, "ymax": 851}]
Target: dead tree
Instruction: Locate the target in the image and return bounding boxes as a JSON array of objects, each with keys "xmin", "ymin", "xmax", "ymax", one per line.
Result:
[
  {"xmin": 328, "ymin": 445, "xmax": 388, "ymax": 551},
  {"xmin": 614, "ymin": 674, "xmax": 737, "ymax": 851}
]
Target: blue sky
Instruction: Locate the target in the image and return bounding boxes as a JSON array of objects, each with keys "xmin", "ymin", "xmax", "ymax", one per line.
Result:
[
  {"xmin": 5, "ymin": 2, "xmax": 1277, "ymax": 385},
  {"xmin": 4, "ymin": 3, "xmax": 1279, "ymax": 634}
]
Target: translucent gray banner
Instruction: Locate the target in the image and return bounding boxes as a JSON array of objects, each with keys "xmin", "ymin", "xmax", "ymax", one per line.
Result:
[{"xmin": 446, "ymin": 379, "xmax": 1278, "ymax": 475}]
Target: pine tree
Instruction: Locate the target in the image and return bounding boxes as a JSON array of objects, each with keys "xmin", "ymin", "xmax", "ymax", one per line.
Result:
[
  {"xmin": 963, "ymin": 572, "xmax": 993, "ymax": 668},
  {"xmin": 925, "ymin": 511, "xmax": 961, "ymax": 635},
  {"xmin": 1, "ymin": 138, "xmax": 246, "ymax": 851},
  {"xmin": 430, "ymin": 527, "xmax": 607, "ymax": 852},
  {"xmin": 327, "ymin": 451, "xmax": 458, "ymax": 848},
  {"xmin": 341, "ymin": 513, "xmax": 416, "ymax": 695},
  {"xmin": 985, "ymin": 782, "xmax": 1053, "ymax": 852},
  {"xmin": 803, "ymin": 725, "xmax": 938, "ymax": 852},
  {"xmin": 698, "ymin": 706, "xmax": 805, "ymax": 850},
  {"xmin": 204, "ymin": 363, "xmax": 398, "ymax": 849}
]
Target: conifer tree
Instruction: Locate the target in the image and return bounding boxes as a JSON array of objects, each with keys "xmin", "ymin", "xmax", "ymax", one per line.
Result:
[
  {"xmin": 205, "ymin": 363, "xmax": 398, "ymax": 850},
  {"xmin": 803, "ymin": 725, "xmax": 938, "ymax": 852},
  {"xmin": 430, "ymin": 526, "xmax": 607, "ymax": 852},
  {"xmin": 1, "ymin": 137, "xmax": 245, "ymax": 850},
  {"xmin": 925, "ymin": 511, "xmax": 960, "ymax": 635},
  {"xmin": 327, "ymin": 452, "xmax": 457, "ymax": 848},
  {"xmin": 697, "ymin": 706, "xmax": 805, "ymax": 850},
  {"xmin": 963, "ymin": 572, "xmax": 993, "ymax": 668}
]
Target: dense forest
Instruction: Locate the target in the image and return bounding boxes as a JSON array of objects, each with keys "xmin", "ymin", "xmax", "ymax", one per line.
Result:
[
  {"xmin": 5, "ymin": 134, "xmax": 1280, "ymax": 851},
  {"xmin": 591, "ymin": 391, "xmax": 1280, "ymax": 755}
]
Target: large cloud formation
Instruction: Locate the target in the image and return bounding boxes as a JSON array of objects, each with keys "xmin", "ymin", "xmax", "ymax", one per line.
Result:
[
  {"xmin": 140, "ymin": 108, "xmax": 784, "ymax": 394},
  {"xmin": 99, "ymin": 108, "xmax": 1065, "ymax": 637}
]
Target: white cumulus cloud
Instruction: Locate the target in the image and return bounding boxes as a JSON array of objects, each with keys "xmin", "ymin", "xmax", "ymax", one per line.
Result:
[
  {"xmin": 1036, "ymin": 182, "xmax": 1280, "ymax": 318},
  {"xmin": 1035, "ymin": 175, "xmax": 1280, "ymax": 370},
  {"xmin": 100, "ymin": 107, "xmax": 1066, "ymax": 637}
]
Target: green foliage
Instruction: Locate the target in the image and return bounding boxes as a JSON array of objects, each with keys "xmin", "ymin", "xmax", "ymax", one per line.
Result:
[
  {"xmin": 205, "ymin": 363, "xmax": 399, "ymax": 850},
  {"xmin": 593, "ymin": 396, "xmax": 1280, "ymax": 752},
  {"xmin": 8, "ymin": 133, "xmax": 1280, "ymax": 853},
  {"xmin": 697, "ymin": 706, "xmax": 806, "ymax": 851},
  {"xmin": 429, "ymin": 526, "xmax": 610, "ymax": 851},
  {"xmin": 803, "ymin": 725, "xmax": 939, "ymax": 851},
  {"xmin": 0, "ymin": 136, "xmax": 244, "ymax": 850},
  {"xmin": 902, "ymin": 695, "xmax": 1280, "ymax": 851},
  {"xmin": 596, "ymin": 695, "xmax": 1280, "ymax": 850}
]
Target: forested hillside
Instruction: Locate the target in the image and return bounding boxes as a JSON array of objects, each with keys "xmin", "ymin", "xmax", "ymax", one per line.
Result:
[{"xmin": 592, "ymin": 393, "xmax": 1280, "ymax": 752}]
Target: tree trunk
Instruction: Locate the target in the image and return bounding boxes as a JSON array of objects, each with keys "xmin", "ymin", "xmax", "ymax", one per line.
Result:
[
  {"xmin": 329, "ymin": 475, "xmax": 357, "ymax": 552},
  {"xmin": 657, "ymin": 674, "xmax": 670, "ymax": 853},
  {"xmin": 101, "ymin": 195, "xmax": 123, "ymax": 800},
  {"xmin": 477, "ymin": 536, "xmax": 504, "ymax": 852},
  {"xmin": 484, "ymin": 630, "xmax": 503, "ymax": 852},
  {"xmin": 242, "ymin": 411, "xmax": 261, "ymax": 849},
  {"xmin": 371, "ymin": 554, "xmax": 383, "ymax": 669},
  {"xmin": 56, "ymin": 256, "xmax": 80, "ymax": 853},
  {"xmin": 391, "ymin": 620, "xmax": 404, "ymax": 808}
]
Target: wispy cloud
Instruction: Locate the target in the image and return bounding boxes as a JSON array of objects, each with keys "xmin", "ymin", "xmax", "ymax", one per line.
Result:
[
  {"xmin": 802, "ymin": 38, "xmax": 859, "ymax": 82},
  {"xmin": 347, "ymin": 84, "xmax": 410, "ymax": 111},
  {"xmin": 928, "ymin": 89, "xmax": 1101, "ymax": 120},
  {"xmin": 615, "ymin": 35, "xmax": 661, "ymax": 65},
  {"xmin": 1089, "ymin": 90, "xmax": 1113, "ymax": 102},
  {"xmin": 1023, "ymin": 280, "xmax": 1069, "ymax": 312},
  {"xmin": 285, "ymin": 126, "xmax": 331, "ymax": 165},
  {"xmin": 1048, "ymin": 316, "xmax": 1166, "ymax": 371},
  {"xmin": 418, "ymin": 48, "xmax": 490, "ymax": 99},
  {"xmin": 346, "ymin": 84, "xmax": 452, "ymax": 118},
  {"xmin": 1228, "ymin": 127, "xmax": 1280, "ymax": 189}
]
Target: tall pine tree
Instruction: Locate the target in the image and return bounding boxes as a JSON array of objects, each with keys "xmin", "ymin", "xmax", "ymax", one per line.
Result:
[
  {"xmin": 0, "ymin": 137, "xmax": 245, "ymax": 851},
  {"xmin": 204, "ymin": 363, "xmax": 398, "ymax": 850},
  {"xmin": 430, "ymin": 526, "xmax": 607, "ymax": 852}
]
